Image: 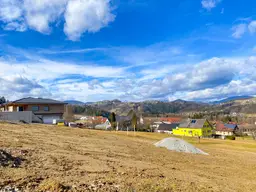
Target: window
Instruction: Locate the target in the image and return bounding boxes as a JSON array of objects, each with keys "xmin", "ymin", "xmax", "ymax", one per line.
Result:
[
  {"xmin": 17, "ymin": 106, "xmax": 23, "ymax": 111},
  {"xmin": 44, "ymin": 106, "xmax": 49, "ymax": 111},
  {"xmin": 32, "ymin": 106, "xmax": 39, "ymax": 111}
]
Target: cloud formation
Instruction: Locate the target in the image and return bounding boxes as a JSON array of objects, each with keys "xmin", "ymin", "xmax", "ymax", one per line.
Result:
[
  {"xmin": 1, "ymin": 41, "xmax": 256, "ymax": 102},
  {"xmin": 232, "ymin": 24, "xmax": 247, "ymax": 38},
  {"xmin": 231, "ymin": 20, "xmax": 256, "ymax": 39},
  {"xmin": 64, "ymin": 0, "xmax": 115, "ymax": 41},
  {"xmin": 0, "ymin": 0, "xmax": 115, "ymax": 40},
  {"xmin": 201, "ymin": 0, "xmax": 221, "ymax": 11}
]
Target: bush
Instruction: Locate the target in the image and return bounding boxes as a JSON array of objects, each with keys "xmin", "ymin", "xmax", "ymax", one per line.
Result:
[{"xmin": 226, "ymin": 135, "xmax": 236, "ymax": 140}]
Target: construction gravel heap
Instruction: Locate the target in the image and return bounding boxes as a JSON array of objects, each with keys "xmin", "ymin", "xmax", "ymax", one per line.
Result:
[{"xmin": 154, "ymin": 137, "xmax": 208, "ymax": 155}]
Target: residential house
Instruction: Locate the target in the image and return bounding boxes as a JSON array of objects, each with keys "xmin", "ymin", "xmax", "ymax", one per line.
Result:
[
  {"xmin": 0, "ymin": 105, "xmax": 5, "ymax": 112},
  {"xmin": 95, "ymin": 118, "xmax": 111, "ymax": 130},
  {"xmin": 1, "ymin": 97, "xmax": 67, "ymax": 124},
  {"xmin": 151, "ymin": 121, "xmax": 164, "ymax": 130},
  {"xmin": 150, "ymin": 117, "xmax": 181, "ymax": 131},
  {"xmin": 239, "ymin": 123, "xmax": 256, "ymax": 136},
  {"xmin": 215, "ymin": 122, "xmax": 239, "ymax": 136},
  {"xmin": 173, "ymin": 119, "xmax": 213, "ymax": 137},
  {"xmin": 156, "ymin": 123, "xmax": 179, "ymax": 134},
  {"xmin": 160, "ymin": 117, "xmax": 181, "ymax": 124}
]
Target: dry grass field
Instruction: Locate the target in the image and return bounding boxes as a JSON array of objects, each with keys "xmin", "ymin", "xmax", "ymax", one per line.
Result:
[{"xmin": 1, "ymin": 123, "xmax": 256, "ymax": 192}]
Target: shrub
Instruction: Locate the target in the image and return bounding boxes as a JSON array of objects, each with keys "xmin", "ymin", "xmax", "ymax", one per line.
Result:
[{"xmin": 226, "ymin": 135, "xmax": 236, "ymax": 140}]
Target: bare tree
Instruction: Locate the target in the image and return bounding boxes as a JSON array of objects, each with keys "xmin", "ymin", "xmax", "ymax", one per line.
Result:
[
  {"xmin": 63, "ymin": 105, "xmax": 74, "ymax": 122},
  {"xmin": 252, "ymin": 129, "xmax": 256, "ymax": 140}
]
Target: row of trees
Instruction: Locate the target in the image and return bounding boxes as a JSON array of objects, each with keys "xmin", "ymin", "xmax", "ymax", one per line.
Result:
[
  {"xmin": 108, "ymin": 110, "xmax": 138, "ymax": 131},
  {"xmin": 190, "ymin": 113, "xmax": 240, "ymax": 123}
]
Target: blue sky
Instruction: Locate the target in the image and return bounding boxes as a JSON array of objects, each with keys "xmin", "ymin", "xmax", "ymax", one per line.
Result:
[{"xmin": 0, "ymin": 0, "xmax": 256, "ymax": 102}]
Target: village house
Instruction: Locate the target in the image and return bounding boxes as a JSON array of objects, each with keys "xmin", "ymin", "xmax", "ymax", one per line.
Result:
[
  {"xmin": 156, "ymin": 123, "xmax": 179, "ymax": 134},
  {"xmin": 95, "ymin": 117, "xmax": 111, "ymax": 130},
  {"xmin": 215, "ymin": 122, "xmax": 239, "ymax": 137},
  {"xmin": 0, "ymin": 97, "xmax": 67, "ymax": 124},
  {"xmin": 160, "ymin": 117, "xmax": 181, "ymax": 124},
  {"xmin": 239, "ymin": 123, "xmax": 256, "ymax": 136},
  {"xmin": 173, "ymin": 119, "xmax": 213, "ymax": 137}
]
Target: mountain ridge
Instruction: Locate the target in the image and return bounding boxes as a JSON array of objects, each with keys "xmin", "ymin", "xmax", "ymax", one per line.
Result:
[{"xmin": 70, "ymin": 96, "xmax": 256, "ymax": 115}]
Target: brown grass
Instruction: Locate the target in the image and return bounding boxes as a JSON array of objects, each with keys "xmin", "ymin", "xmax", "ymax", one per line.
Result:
[{"xmin": 0, "ymin": 123, "xmax": 256, "ymax": 192}]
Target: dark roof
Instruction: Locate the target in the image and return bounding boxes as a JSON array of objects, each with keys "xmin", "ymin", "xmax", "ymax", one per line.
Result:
[
  {"xmin": 11, "ymin": 97, "xmax": 67, "ymax": 104},
  {"xmin": 216, "ymin": 123, "xmax": 238, "ymax": 132},
  {"xmin": 158, "ymin": 123, "xmax": 179, "ymax": 131},
  {"xmin": 179, "ymin": 119, "xmax": 207, "ymax": 129},
  {"xmin": 223, "ymin": 124, "xmax": 237, "ymax": 129},
  {"xmin": 238, "ymin": 124, "xmax": 256, "ymax": 130},
  {"xmin": 116, "ymin": 115, "xmax": 132, "ymax": 122}
]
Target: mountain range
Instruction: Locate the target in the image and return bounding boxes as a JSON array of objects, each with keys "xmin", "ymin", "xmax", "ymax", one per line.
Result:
[
  {"xmin": 209, "ymin": 96, "xmax": 254, "ymax": 104},
  {"xmin": 67, "ymin": 96, "xmax": 256, "ymax": 115}
]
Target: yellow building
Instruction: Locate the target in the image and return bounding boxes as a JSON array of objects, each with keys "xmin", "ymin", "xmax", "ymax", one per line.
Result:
[{"xmin": 173, "ymin": 119, "xmax": 213, "ymax": 137}]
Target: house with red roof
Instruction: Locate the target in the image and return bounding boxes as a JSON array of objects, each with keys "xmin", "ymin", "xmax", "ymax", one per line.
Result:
[
  {"xmin": 215, "ymin": 122, "xmax": 239, "ymax": 136},
  {"xmin": 160, "ymin": 117, "xmax": 181, "ymax": 124}
]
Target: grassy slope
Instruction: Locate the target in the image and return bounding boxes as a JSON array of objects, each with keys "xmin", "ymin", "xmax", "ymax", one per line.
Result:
[{"xmin": 0, "ymin": 123, "xmax": 256, "ymax": 191}]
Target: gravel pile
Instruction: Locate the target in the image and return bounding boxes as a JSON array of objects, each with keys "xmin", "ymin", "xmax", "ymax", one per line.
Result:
[{"xmin": 154, "ymin": 137, "xmax": 208, "ymax": 155}]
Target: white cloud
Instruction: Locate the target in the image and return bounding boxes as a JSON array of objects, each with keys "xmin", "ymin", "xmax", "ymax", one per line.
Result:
[
  {"xmin": 172, "ymin": 79, "xmax": 256, "ymax": 101},
  {"xmin": 231, "ymin": 20, "xmax": 256, "ymax": 39},
  {"xmin": 64, "ymin": 0, "xmax": 115, "ymax": 41},
  {"xmin": 231, "ymin": 24, "xmax": 247, "ymax": 39},
  {"xmin": 0, "ymin": 75, "xmax": 51, "ymax": 101},
  {"xmin": 248, "ymin": 20, "xmax": 256, "ymax": 34},
  {"xmin": 0, "ymin": 55, "xmax": 128, "ymax": 101},
  {"xmin": 0, "ymin": 59, "xmax": 126, "ymax": 82},
  {"xmin": 201, "ymin": 0, "xmax": 221, "ymax": 11},
  {"xmin": 23, "ymin": 0, "xmax": 68, "ymax": 33},
  {"xmin": 3, "ymin": 21, "xmax": 27, "ymax": 31},
  {"xmin": 1, "ymin": 47, "xmax": 256, "ymax": 102},
  {"xmin": 0, "ymin": 0, "xmax": 116, "ymax": 40},
  {"xmin": 0, "ymin": 0, "xmax": 22, "ymax": 22},
  {"xmin": 114, "ymin": 56, "xmax": 256, "ymax": 101}
]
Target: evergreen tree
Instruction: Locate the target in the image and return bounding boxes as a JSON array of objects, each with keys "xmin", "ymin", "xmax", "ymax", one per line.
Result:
[
  {"xmin": 191, "ymin": 113, "xmax": 204, "ymax": 119},
  {"xmin": 0, "ymin": 97, "xmax": 6, "ymax": 104},
  {"xmin": 132, "ymin": 112, "xmax": 137, "ymax": 129},
  {"xmin": 222, "ymin": 115, "xmax": 232, "ymax": 123},
  {"xmin": 109, "ymin": 112, "xmax": 116, "ymax": 129}
]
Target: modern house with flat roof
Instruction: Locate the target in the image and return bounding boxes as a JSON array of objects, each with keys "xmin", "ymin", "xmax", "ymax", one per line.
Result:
[{"xmin": 0, "ymin": 97, "xmax": 67, "ymax": 124}]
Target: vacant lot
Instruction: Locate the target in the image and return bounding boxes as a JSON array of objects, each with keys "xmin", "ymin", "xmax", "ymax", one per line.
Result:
[{"xmin": 1, "ymin": 123, "xmax": 256, "ymax": 192}]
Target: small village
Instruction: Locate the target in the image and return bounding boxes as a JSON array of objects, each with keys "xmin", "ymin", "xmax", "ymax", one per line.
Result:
[
  {"xmin": 0, "ymin": 96, "xmax": 256, "ymax": 192},
  {"xmin": 1, "ymin": 97, "xmax": 256, "ymax": 141}
]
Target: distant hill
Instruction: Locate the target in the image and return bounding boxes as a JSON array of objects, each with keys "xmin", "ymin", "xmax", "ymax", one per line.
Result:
[
  {"xmin": 210, "ymin": 96, "xmax": 254, "ymax": 104},
  {"xmin": 86, "ymin": 99, "xmax": 209, "ymax": 115},
  {"xmin": 71, "ymin": 96, "xmax": 256, "ymax": 115},
  {"xmin": 64, "ymin": 100, "xmax": 84, "ymax": 105}
]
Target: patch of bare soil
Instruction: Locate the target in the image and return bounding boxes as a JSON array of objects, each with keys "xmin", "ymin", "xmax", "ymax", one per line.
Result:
[{"xmin": 0, "ymin": 123, "xmax": 256, "ymax": 191}]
